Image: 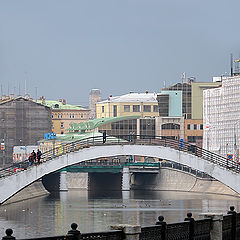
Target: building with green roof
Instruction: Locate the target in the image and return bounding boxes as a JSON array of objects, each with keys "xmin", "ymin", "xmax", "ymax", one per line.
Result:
[{"xmin": 37, "ymin": 97, "xmax": 90, "ymax": 134}]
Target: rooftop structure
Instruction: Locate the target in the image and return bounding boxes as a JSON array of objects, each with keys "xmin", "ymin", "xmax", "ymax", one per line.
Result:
[
  {"xmin": 37, "ymin": 98, "xmax": 88, "ymax": 110},
  {"xmin": 67, "ymin": 115, "xmax": 140, "ymax": 133},
  {"xmin": 98, "ymin": 92, "xmax": 157, "ymax": 104}
]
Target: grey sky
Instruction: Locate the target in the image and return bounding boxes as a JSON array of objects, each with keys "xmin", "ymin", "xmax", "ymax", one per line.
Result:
[{"xmin": 0, "ymin": 0, "xmax": 240, "ymax": 106}]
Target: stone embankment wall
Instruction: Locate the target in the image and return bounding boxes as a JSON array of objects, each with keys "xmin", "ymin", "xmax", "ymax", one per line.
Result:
[
  {"xmin": 131, "ymin": 168, "xmax": 239, "ymax": 196},
  {"xmin": 66, "ymin": 168, "xmax": 239, "ymax": 196},
  {"xmin": 5, "ymin": 180, "xmax": 49, "ymax": 204}
]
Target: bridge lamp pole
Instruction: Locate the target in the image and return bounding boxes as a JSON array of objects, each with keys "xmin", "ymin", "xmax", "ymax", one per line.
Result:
[{"xmin": 1, "ymin": 119, "xmax": 6, "ymax": 168}]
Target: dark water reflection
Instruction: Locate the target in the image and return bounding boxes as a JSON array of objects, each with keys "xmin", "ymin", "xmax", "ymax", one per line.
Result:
[{"xmin": 0, "ymin": 190, "xmax": 240, "ymax": 238}]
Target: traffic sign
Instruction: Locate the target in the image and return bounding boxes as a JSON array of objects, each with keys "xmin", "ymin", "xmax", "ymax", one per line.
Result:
[
  {"xmin": 1, "ymin": 143, "xmax": 4, "ymax": 150},
  {"xmin": 227, "ymin": 154, "xmax": 233, "ymax": 160}
]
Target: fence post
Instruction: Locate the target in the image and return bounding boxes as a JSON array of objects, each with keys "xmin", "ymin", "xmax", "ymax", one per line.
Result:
[
  {"xmin": 184, "ymin": 213, "xmax": 194, "ymax": 240},
  {"xmin": 111, "ymin": 224, "xmax": 141, "ymax": 240},
  {"xmin": 156, "ymin": 216, "xmax": 166, "ymax": 240},
  {"xmin": 227, "ymin": 206, "xmax": 236, "ymax": 240},
  {"xmin": 199, "ymin": 213, "xmax": 223, "ymax": 240},
  {"xmin": 67, "ymin": 223, "xmax": 82, "ymax": 240},
  {"xmin": 2, "ymin": 229, "xmax": 16, "ymax": 240}
]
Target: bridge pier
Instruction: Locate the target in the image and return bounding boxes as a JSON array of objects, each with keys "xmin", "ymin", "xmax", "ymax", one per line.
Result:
[
  {"xmin": 122, "ymin": 167, "xmax": 130, "ymax": 191},
  {"xmin": 60, "ymin": 170, "xmax": 68, "ymax": 191}
]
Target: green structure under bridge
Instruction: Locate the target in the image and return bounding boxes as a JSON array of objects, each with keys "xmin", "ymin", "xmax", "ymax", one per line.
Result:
[{"xmin": 53, "ymin": 160, "xmax": 212, "ymax": 193}]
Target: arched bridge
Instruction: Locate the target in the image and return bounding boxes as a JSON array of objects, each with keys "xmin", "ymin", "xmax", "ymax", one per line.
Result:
[{"xmin": 0, "ymin": 135, "xmax": 240, "ymax": 204}]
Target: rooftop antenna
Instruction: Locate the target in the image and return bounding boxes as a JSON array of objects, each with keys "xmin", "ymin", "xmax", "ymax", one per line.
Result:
[
  {"xmin": 24, "ymin": 72, "xmax": 27, "ymax": 96},
  {"xmin": 163, "ymin": 80, "xmax": 166, "ymax": 88},
  {"xmin": 234, "ymin": 56, "xmax": 240, "ymax": 75},
  {"xmin": 35, "ymin": 87, "xmax": 38, "ymax": 101},
  {"xmin": 230, "ymin": 53, "xmax": 233, "ymax": 76},
  {"xmin": 18, "ymin": 82, "xmax": 21, "ymax": 96},
  {"xmin": 182, "ymin": 72, "xmax": 186, "ymax": 84}
]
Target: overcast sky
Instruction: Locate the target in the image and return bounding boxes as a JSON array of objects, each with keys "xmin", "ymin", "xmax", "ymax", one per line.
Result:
[{"xmin": 0, "ymin": 0, "xmax": 240, "ymax": 106}]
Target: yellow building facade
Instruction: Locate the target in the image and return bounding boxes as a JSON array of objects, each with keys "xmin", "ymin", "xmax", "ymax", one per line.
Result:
[
  {"xmin": 38, "ymin": 98, "xmax": 90, "ymax": 134},
  {"xmin": 96, "ymin": 93, "xmax": 159, "ymax": 119}
]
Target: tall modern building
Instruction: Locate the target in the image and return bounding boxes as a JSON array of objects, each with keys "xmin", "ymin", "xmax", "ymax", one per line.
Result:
[
  {"xmin": 203, "ymin": 75, "xmax": 240, "ymax": 158},
  {"xmin": 89, "ymin": 89, "xmax": 101, "ymax": 119},
  {"xmin": 0, "ymin": 96, "xmax": 52, "ymax": 165},
  {"xmin": 157, "ymin": 80, "xmax": 221, "ymax": 146}
]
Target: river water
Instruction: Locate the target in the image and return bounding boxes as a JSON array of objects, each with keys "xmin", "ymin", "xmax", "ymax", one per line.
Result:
[{"xmin": 0, "ymin": 190, "xmax": 240, "ymax": 238}]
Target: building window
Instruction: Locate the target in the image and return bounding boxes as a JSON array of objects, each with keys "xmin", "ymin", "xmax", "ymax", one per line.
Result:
[
  {"xmin": 153, "ymin": 105, "xmax": 158, "ymax": 112},
  {"xmin": 143, "ymin": 105, "xmax": 151, "ymax": 112},
  {"xmin": 113, "ymin": 105, "xmax": 117, "ymax": 117},
  {"xmin": 61, "ymin": 122, "xmax": 64, "ymax": 128},
  {"xmin": 200, "ymin": 124, "xmax": 203, "ymax": 130},
  {"xmin": 187, "ymin": 124, "xmax": 190, "ymax": 130},
  {"xmin": 52, "ymin": 114, "xmax": 53, "ymax": 118},
  {"xmin": 72, "ymin": 114, "xmax": 74, "ymax": 118},
  {"xmin": 61, "ymin": 131, "xmax": 64, "ymax": 134},
  {"xmin": 58, "ymin": 114, "xmax": 60, "ymax": 118},
  {"xmin": 102, "ymin": 106, "xmax": 104, "ymax": 113},
  {"xmin": 124, "ymin": 105, "xmax": 130, "ymax": 112},
  {"xmin": 133, "ymin": 105, "xmax": 140, "ymax": 112},
  {"xmin": 194, "ymin": 124, "xmax": 197, "ymax": 130},
  {"xmin": 70, "ymin": 113, "xmax": 71, "ymax": 118},
  {"xmin": 61, "ymin": 114, "xmax": 62, "ymax": 118},
  {"xmin": 162, "ymin": 123, "xmax": 180, "ymax": 130},
  {"xmin": 81, "ymin": 113, "xmax": 83, "ymax": 119},
  {"xmin": 188, "ymin": 136, "xmax": 196, "ymax": 143}
]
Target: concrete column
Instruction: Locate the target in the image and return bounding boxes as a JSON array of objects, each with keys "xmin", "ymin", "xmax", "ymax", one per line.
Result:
[
  {"xmin": 111, "ymin": 224, "xmax": 141, "ymax": 240},
  {"xmin": 198, "ymin": 213, "xmax": 223, "ymax": 240},
  {"xmin": 122, "ymin": 167, "xmax": 130, "ymax": 191},
  {"xmin": 136, "ymin": 119, "xmax": 140, "ymax": 139},
  {"xmin": 155, "ymin": 117, "xmax": 161, "ymax": 136},
  {"xmin": 60, "ymin": 170, "xmax": 68, "ymax": 191}
]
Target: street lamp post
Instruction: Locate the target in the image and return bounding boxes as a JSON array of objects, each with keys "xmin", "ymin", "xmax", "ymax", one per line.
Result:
[{"xmin": 1, "ymin": 119, "xmax": 6, "ymax": 168}]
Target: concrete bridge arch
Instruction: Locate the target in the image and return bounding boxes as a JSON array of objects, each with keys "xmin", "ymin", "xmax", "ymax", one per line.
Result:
[{"xmin": 0, "ymin": 144, "xmax": 240, "ymax": 204}]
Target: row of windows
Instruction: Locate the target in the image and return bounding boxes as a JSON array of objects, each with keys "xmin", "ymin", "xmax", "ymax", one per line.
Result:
[
  {"xmin": 52, "ymin": 112, "xmax": 86, "ymax": 119},
  {"xmin": 101, "ymin": 105, "xmax": 158, "ymax": 113},
  {"xmin": 187, "ymin": 124, "xmax": 203, "ymax": 130},
  {"xmin": 124, "ymin": 105, "xmax": 158, "ymax": 113},
  {"xmin": 162, "ymin": 123, "xmax": 180, "ymax": 130}
]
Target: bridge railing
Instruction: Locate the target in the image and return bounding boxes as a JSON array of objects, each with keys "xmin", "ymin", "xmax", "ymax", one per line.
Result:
[
  {"xmin": 3, "ymin": 206, "xmax": 239, "ymax": 240},
  {"xmin": 0, "ymin": 134, "xmax": 238, "ymax": 179}
]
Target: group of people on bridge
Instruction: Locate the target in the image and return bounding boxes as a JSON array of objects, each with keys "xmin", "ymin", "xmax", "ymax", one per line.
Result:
[{"xmin": 28, "ymin": 149, "xmax": 42, "ymax": 166}]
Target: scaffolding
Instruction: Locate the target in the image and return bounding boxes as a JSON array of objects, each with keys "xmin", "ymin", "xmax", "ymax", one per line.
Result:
[{"xmin": 203, "ymin": 75, "xmax": 240, "ymax": 159}]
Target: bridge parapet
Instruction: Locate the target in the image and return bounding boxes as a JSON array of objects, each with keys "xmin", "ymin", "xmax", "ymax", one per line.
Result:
[
  {"xmin": 3, "ymin": 206, "xmax": 240, "ymax": 240},
  {"xmin": 0, "ymin": 135, "xmax": 237, "ymax": 180}
]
